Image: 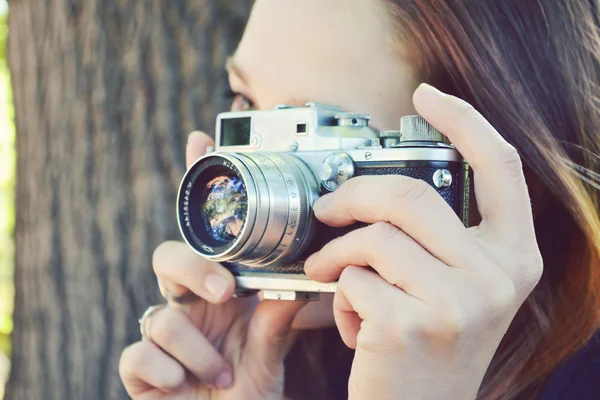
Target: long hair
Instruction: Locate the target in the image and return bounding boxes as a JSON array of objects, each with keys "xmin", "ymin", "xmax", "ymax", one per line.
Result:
[
  {"xmin": 383, "ymin": 1, "xmax": 600, "ymax": 398},
  {"xmin": 284, "ymin": 1, "xmax": 600, "ymax": 399}
]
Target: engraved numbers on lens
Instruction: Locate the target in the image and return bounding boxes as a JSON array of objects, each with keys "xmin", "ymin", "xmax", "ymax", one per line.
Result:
[
  {"xmin": 255, "ymin": 155, "xmax": 272, "ymax": 170},
  {"xmin": 273, "ymin": 162, "xmax": 303, "ymax": 259},
  {"xmin": 223, "ymin": 160, "xmax": 235, "ymax": 170},
  {"xmin": 183, "ymin": 181, "xmax": 193, "ymax": 226},
  {"xmin": 270, "ymin": 153, "xmax": 304, "ymax": 261}
]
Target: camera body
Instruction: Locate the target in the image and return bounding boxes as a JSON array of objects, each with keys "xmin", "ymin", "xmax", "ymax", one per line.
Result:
[{"xmin": 177, "ymin": 102, "xmax": 471, "ymax": 301}]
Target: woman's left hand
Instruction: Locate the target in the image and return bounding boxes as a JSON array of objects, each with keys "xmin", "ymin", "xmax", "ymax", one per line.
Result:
[{"xmin": 303, "ymin": 83, "xmax": 543, "ymax": 400}]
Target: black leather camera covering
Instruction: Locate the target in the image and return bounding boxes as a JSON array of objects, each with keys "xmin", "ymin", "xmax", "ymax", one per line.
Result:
[{"xmin": 225, "ymin": 160, "xmax": 470, "ymax": 276}]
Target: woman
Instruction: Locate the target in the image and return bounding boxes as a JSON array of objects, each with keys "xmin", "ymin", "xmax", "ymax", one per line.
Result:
[{"xmin": 119, "ymin": 0, "xmax": 600, "ymax": 399}]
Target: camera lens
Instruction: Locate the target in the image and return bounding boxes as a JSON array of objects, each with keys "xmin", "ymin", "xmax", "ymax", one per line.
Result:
[
  {"xmin": 177, "ymin": 152, "xmax": 319, "ymax": 267},
  {"xmin": 198, "ymin": 172, "xmax": 247, "ymax": 245},
  {"xmin": 181, "ymin": 160, "xmax": 251, "ymax": 253}
]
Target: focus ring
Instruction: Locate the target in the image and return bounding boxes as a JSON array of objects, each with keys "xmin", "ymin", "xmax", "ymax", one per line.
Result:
[
  {"xmin": 254, "ymin": 152, "xmax": 310, "ymax": 265},
  {"xmin": 236, "ymin": 152, "xmax": 289, "ymax": 263}
]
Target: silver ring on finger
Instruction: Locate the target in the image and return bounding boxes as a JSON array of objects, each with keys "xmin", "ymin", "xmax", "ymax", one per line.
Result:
[
  {"xmin": 138, "ymin": 304, "xmax": 167, "ymax": 341},
  {"xmin": 157, "ymin": 278, "xmax": 200, "ymax": 305}
]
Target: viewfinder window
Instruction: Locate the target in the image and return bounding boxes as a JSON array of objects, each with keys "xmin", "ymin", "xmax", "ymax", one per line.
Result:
[
  {"xmin": 296, "ymin": 123, "xmax": 307, "ymax": 134},
  {"xmin": 221, "ymin": 117, "xmax": 251, "ymax": 146}
]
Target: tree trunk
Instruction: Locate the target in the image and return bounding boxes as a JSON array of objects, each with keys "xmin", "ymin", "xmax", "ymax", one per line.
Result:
[{"xmin": 5, "ymin": 1, "xmax": 250, "ymax": 399}]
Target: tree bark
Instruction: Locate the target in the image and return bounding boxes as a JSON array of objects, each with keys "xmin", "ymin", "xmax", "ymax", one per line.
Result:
[{"xmin": 5, "ymin": 1, "xmax": 250, "ymax": 399}]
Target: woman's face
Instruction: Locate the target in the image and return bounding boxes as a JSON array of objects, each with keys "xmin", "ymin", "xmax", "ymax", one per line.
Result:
[
  {"xmin": 227, "ymin": 0, "xmax": 419, "ymax": 130},
  {"xmin": 226, "ymin": 0, "xmax": 420, "ymax": 329}
]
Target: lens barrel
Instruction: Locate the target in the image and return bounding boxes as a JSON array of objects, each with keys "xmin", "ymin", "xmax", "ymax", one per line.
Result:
[{"xmin": 177, "ymin": 152, "xmax": 319, "ymax": 267}]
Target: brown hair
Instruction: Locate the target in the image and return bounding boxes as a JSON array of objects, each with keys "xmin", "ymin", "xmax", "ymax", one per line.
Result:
[
  {"xmin": 387, "ymin": 1, "xmax": 600, "ymax": 398},
  {"xmin": 285, "ymin": 1, "xmax": 600, "ymax": 399}
]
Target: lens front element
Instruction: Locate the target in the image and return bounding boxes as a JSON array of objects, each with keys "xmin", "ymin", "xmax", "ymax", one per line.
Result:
[{"xmin": 200, "ymin": 174, "xmax": 247, "ymax": 245}]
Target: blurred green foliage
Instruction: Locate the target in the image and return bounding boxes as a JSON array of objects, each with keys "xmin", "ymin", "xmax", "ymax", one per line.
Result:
[
  {"xmin": 0, "ymin": 11, "xmax": 4, "ymax": 61},
  {"xmin": 0, "ymin": 2, "xmax": 14, "ymax": 394}
]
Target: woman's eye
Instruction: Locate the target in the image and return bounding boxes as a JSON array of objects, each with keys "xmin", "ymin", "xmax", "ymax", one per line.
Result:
[{"xmin": 224, "ymin": 87, "xmax": 255, "ymax": 111}]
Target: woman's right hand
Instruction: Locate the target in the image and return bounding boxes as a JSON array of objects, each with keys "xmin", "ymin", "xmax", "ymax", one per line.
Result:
[{"xmin": 119, "ymin": 132, "xmax": 307, "ymax": 400}]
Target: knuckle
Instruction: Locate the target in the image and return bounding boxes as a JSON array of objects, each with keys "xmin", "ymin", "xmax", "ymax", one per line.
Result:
[
  {"xmin": 390, "ymin": 308, "xmax": 424, "ymax": 344},
  {"xmin": 390, "ymin": 301, "xmax": 467, "ymax": 346},
  {"xmin": 369, "ymin": 221, "xmax": 402, "ymax": 245},
  {"xmin": 497, "ymin": 144, "xmax": 524, "ymax": 177},
  {"xmin": 431, "ymin": 299, "xmax": 468, "ymax": 338},
  {"xmin": 338, "ymin": 175, "xmax": 362, "ymax": 198},
  {"xmin": 444, "ymin": 302, "xmax": 468, "ymax": 334},
  {"xmin": 518, "ymin": 251, "xmax": 544, "ymax": 293},
  {"xmin": 529, "ymin": 252, "xmax": 544, "ymax": 284}
]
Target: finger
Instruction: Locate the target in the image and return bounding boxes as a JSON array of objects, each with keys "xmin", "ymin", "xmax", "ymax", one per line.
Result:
[
  {"xmin": 245, "ymin": 299, "xmax": 307, "ymax": 367},
  {"xmin": 119, "ymin": 340, "xmax": 185, "ymax": 397},
  {"xmin": 312, "ymin": 175, "xmax": 477, "ymax": 271},
  {"xmin": 333, "ymin": 288, "xmax": 362, "ymax": 349},
  {"xmin": 147, "ymin": 306, "xmax": 233, "ymax": 389},
  {"xmin": 413, "ymin": 83, "xmax": 535, "ymax": 245},
  {"xmin": 304, "ymin": 222, "xmax": 456, "ymax": 301},
  {"xmin": 333, "ymin": 266, "xmax": 416, "ymax": 349},
  {"xmin": 186, "ymin": 131, "xmax": 215, "ymax": 169},
  {"xmin": 153, "ymin": 241, "xmax": 235, "ymax": 304}
]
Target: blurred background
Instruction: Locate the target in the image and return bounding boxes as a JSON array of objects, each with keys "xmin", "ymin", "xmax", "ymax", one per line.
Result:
[
  {"xmin": 0, "ymin": 0, "xmax": 14, "ymax": 397},
  {"xmin": 0, "ymin": 1, "xmax": 252, "ymax": 398}
]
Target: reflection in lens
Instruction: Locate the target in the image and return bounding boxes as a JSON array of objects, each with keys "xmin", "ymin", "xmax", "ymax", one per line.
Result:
[{"xmin": 201, "ymin": 174, "xmax": 248, "ymax": 244}]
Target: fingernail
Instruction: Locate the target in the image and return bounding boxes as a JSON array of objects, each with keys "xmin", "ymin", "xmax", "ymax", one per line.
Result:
[
  {"xmin": 313, "ymin": 194, "xmax": 333, "ymax": 214},
  {"xmin": 204, "ymin": 274, "xmax": 229, "ymax": 298},
  {"xmin": 213, "ymin": 369, "xmax": 233, "ymax": 389},
  {"xmin": 419, "ymin": 83, "xmax": 446, "ymax": 98}
]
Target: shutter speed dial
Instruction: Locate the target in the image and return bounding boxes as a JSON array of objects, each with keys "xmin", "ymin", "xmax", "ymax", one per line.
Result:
[{"xmin": 319, "ymin": 152, "xmax": 355, "ymax": 191}]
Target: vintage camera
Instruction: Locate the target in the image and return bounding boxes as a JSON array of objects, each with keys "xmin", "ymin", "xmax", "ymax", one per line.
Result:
[{"xmin": 177, "ymin": 103, "xmax": 471, "ymax": 301}]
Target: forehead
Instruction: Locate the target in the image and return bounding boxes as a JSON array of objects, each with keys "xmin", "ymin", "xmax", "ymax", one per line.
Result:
[
  {"xmin": 235, "ymin": 1, "xmax": 395, "ymax": 94},
  {"xmin": 237, "ymin": 0, "xmax": 394, "ymax": 54},
  {"xmin": 232, "ymin": 0, "xmax": 418, "ymax": 129}
]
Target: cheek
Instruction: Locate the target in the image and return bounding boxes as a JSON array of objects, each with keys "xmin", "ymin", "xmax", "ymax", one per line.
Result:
[{"xmin": 291, "ymin": 293, "xmax": 336, "ymax": 329}]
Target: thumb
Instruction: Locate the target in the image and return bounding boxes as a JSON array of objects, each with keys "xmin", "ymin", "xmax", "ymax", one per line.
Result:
[
  {"xmin": 186, "ymin": 131, "xmax": 215, "ymax": 169},
  {"xmin": 245, "ymin": 299, "xmax": 306, "ymax": 367}
]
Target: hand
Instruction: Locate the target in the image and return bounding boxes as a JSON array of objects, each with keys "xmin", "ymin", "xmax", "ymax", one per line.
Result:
[
  {"xmin": 119, "ymin": 131, "xmax": 306, "ymax": 400},
  {"xmin": 303, "ymin": 83, "xmax": 543, "ymax": 400}
]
